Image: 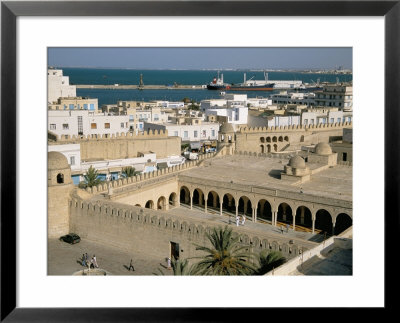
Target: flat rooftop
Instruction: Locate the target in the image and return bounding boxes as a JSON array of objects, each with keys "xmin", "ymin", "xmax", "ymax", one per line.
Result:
[{"xmin": 181, "ymin": 155, "xmax": 352, "ymax": 201}]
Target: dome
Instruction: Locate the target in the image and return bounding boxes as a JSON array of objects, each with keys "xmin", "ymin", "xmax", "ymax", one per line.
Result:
[
  {"xmin": 220, "ymin": 122, "xmax": 235, "ymax": 134},
  {"xmin": 315, "ymin": 142, "xmax": 332, "ymax": 155},
  {"xmin": 48, "ymin": 151, "xmax": 69, "ymax": 170},
  {"xmin": 288, "ymin": 155, "xmax": 306, "ymax": 169}
]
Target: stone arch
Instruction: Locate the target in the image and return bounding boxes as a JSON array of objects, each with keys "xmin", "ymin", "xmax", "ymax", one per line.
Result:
[
  {"xmin": 273, "ymin": 144, "xmax": 278, "ymax": 152},
  {"xmin": 272, "ymin": 136, "xmax": 277, "ymax": 143},
  {"xmin": 295, "ymin": 205, "xmax": 313, "ymax": 232},
  {"xmin": 135, "ymin": 204, "xmax": 141, "ymax": 207},
  {"xmin": 334, "ymin": 213, "xmax": 352, "ymax": 235},
  {"xmin": 278, "ymin": 136, "xmax": 283, "ymax": 142},
  {"xmin": 300, "ymin": 135, "xmax": 305, "ymax": 142},
  {"xmin": 260, "ymin": 145, "xmax": 265, "ymax": 154},
  {"xmin": 238, "ymin": 196, "xmax": 252, "ymax": 217},
  {"xmin": 257, "ymin": 198, "xmax": 273, "ymax": 222},
  {"xmin": 56, "ymin": 173, "xmax": 64, "ymax": 184},
  {"xmin": 284, "ymin": 136, "xmax": 289, "ymax": 142},
  {"xmin": 145, "ymin": 200, "xmax": 154, "ymax": 209},
  {"xmin": 169, "ymin": 192, "xmax": 178, "ymax": 207},
  {"xmin": 157, "ymin": 196, "xmax": 167, "ymax": 210},
  {"xmin": 192, "ymin": 188, "xmax": 205, "ymax": 207},
  {"xmin": 180, "ymin": 186, "xmax": 190, "ymax": 205},
  {"xmin": 315, "ymin": 209, "xmax": 333, "ymax": 236},
  {"xmin": 266, "ymin": 144, "xmax": 271, "ymax": 153},
  {"xmin": 266, "ymin": 137, "xmax": 271, "ymax": 143},
  {"xmin": 260, "ymin": 137, "xmax": 265, "ymax": 143},
  {"xmin": 222, "ymin": 193, "xmax": 236, "ymax": 214},
  {"xmin": 207, "ymin": 191, "xmax": 220, "ymax": 209},
  {"xmin": 277, "ymin": 202, "xmax": 293, "ymax": 226}
]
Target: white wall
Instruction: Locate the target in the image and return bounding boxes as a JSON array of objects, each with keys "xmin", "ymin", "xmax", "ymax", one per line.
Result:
[
  {"xmin": 47, "ymin": 69, "xmax": 76, "ymax": 103},
  {"xmin": 48, "ymin": 110, "xmax": 130, "ymax": 137}
]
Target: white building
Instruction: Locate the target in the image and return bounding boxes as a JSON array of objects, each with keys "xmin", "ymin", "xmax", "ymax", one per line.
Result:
[
  {"xmin": 48, "ymin": 110, "xmax": 130, "ymax": 138},
  {"xmin": 151, "ymin": 101, "xmax": 185, "ymax": 109},
  {"xmin": 271, "ymin": 91, "xmax": 316, "ymax": 107},
  {"xmin": 301, "ymin": 110, "xmax": 352, "ymax": 126},
  {"xmin": 144, "ymin": 122, "xmax": 219, "ymax": 143},
  {"xmin": 265, "ymin": 115, "xmax": 301, "ymax": 128},
  {"xmin": 48, "ymin": 69, "xmax": 76, "ymax": 103},
  {"xmin": 48, "ymin": 97, "xmax": 99, "ymax": 113},
  {"xmin": 314, "ymin": 84, "xmax": 353, "ymax": 110},
  {"xmin": 205, "ymin": 106, "xmax": 248, "ymax": 125}
]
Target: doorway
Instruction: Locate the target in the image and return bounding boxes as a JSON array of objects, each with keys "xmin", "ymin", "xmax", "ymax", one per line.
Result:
[{"xmin": 170, "ymin": 241, "xmax": 180, "ymax": 260}]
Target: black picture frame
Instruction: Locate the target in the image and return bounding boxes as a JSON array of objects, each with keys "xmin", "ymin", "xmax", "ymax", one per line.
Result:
[{"xmin": 1, "ymin": 0, "xmax": 398, "ymax": 321}]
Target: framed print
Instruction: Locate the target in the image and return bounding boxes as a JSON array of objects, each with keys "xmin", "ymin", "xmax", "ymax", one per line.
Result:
[{"xmin": 1, "ymin": 0, "xmax": 399, "ymax": 321}]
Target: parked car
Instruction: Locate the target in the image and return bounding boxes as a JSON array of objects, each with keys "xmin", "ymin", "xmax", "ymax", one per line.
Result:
[{"xmin": 59, "ymin": 233, "xmax": 81, "ymax": 244}]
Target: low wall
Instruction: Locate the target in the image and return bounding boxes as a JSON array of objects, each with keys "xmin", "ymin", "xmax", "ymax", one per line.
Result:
[{"xmin": 69, "ymin": 196, "xmax": 307, "ymax": 265}]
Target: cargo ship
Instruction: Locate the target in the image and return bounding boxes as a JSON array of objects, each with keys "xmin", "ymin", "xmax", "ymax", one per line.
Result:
[
  {"xmin": 207, "ymin": 71, "xmax": 275, "ymax": 91},
  {"xmin": 206, "ymin": 71, "xmax": 229, "ymax": 90}
]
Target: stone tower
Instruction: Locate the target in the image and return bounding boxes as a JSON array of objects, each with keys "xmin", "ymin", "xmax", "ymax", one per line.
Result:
[{"xmin": 48, "ymin": 151, "xmax": 74, "ymax": 238}]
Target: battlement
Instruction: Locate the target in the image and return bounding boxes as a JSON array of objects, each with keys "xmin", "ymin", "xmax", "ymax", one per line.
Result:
[
  {"xmin": 238, "ymin": 122, "xmax": 352, "ymax": 133},
  {"xmin": 52, "ymin": 129, "xmax": 168, "ymax": 142},
  {"xmin": 69, "ymin": 195, "xmax": 307, "ymax": 259},
  {"xmin": 83, "ymin": 152, "xmax": 217, "ymax": 195}
]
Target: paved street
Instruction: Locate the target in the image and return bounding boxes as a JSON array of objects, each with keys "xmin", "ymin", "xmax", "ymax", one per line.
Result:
[{"xmin": 48, "ymin": 238, "xmax": 173, "ymax": 276}]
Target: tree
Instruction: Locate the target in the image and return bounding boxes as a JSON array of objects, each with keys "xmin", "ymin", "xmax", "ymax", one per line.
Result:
[
  {"xmin": 121, "ymin": 166, "xmax": 138, "ymax": 178},
  {"xmin": 83, "ymin": 165, "xmax": 102, "ymax": 188},
  {"xmin": 191, "ymin": 226, "xmax": 256, "ymax": 275},
  {"xmin": 255, "ymin": 250, "xmax": 286, "ymax": 275}
]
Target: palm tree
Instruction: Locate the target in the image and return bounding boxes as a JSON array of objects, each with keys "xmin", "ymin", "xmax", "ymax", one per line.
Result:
[
  {"xmin": 255, "ymin": 250, "xmax": 286, "ymax": 275},
  {"xmin": 121, "ymin": 166, "xmax": 138, "ymax": 178},
  {"xmin": 191, "ymin": 226, "xmax": 256, "ymax": 275},
  {"xmin": 83, "ymin": 165, "xmax": 102, "ymax": 188}
]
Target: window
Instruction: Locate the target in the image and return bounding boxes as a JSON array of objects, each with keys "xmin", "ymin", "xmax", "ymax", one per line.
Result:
[
  {"xmin": 83, "ymin": 104, "xmax": 88, "ymax": 110},
  {"xmin": 62, "ymin": 124, "xmax": 69, "ymax": 130},
  {"xmin": 129, "ymin": 115, "xmax": 134, "ymax": 121},
  {"xmin": 310, "ymin": 119, "xmax": 314, "ymax": 125},
  {"xmin": 69, "ymin": 104, "xmax": 74, "ymax": 110},
  {"xmin": 194, "ymin": 131, "xmax": 198, "ymax": 138},
  {"xmin": 337, "ymin": 118, "xmax": 341, "ymax": 123},
  {"xmin": 304, "ymin": 119, "xmax": 308, "ymax": 125},
  {"xmin": 211, "ymin": 130, "xmax": 215, "ymax": 137},
  {"xmin": 50, "ymin": 124, "xmax": 56, "ymax": 130},
  {"xmin": 154, "ymin": 114, "xmax": 159, "ymax": 121},
  {"xmin": 89, "ymin": 104, "xmax": 95, "ymax": 111},
  {"xmin": 121, "ymin": 123, "xmax": 124, "ymax": 128},
  {"xmin": 330, "ymin": 118, "xmax": 334, "ymax": 123},
  {"xmin": 184, "ymin": 131, "xmax": 188, "ymax": 138},
  {"xmin": 174, "ymin": 131, "xmax": 178, "ymax": 136},
  {"xmin": 342, "ymin": 152, "xmax": 347, "ymax": 162},
  {"xmin": 104, "ymin": 123, "xmax": 110, "ymax": 129},
  {"xmin": 202, "ymin": 130, "xmax": 207, "ymax": 137},
  {"xmin": 91, "ymin": 123, "xmax": 97, "ymax": 129},
  {"xmin": 70, "ymin": 156, "xmax": 75, "ymax": 165}
]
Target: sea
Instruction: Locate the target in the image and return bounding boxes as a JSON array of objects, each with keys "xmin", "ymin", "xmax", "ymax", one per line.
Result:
[{"xmin": 61, "ymin": 67, "xmax": 353, "ymax": 107}]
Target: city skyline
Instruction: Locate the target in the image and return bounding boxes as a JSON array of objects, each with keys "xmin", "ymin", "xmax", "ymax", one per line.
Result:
[{"xmin": 48, "ymin": 47, "xmax": 352, "ymax": 70}]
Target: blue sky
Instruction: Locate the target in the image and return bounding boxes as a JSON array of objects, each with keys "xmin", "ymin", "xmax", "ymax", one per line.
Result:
[{"xmin": 48, "ymin": 47, "xmax": 352, "ymax": 70}]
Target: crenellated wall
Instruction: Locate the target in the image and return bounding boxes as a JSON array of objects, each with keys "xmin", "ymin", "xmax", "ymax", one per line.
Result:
[
  {"xmin": 238, "ymin": 122, "xmax": 352, "ymax": 133},
  {"xmin": 236, "ymin": 122, "xmax": 352, "ymax": 154},
  {"xmin": 69, "ymin": 196, "xmax": 311, "ymax": 263},
  {"xmin": 49, "ymin": 130, "xmax": 181, "ymax": 160},
  {"xmin": 83, "ymin": 153, "xmax": 217, "ymax": 195}
]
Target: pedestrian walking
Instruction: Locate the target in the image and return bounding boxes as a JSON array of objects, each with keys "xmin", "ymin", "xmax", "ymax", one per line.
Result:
[
  {"xmin": 92, "ymin": 255, "xmax": 98, "ymax": 268},
  {"xmin": 286, "ymin": 224, "xmax": 289, "ymax": 233},
  {"xmin": 167, "ymin": 257, "xmax": 172, "ymax": 269},
  {"xmin": 280, "ymin": 225, "xmax": 284, "ymax": 234},
  {"xmin": 236, "ymin": 215, "xmax": 240, "ymax": 226},
  {"xmin": 128, "ymin": 259, "xmax": 135, "ymax": 271},
  {"xmin": 85, "ymin": 253, "xmax": 89, "ymax": 264},
  {"xmin": 241, "ymin": 214, "xmax": 246, "ymax": 226},
  {"xmin": 81, "ymin": 254, "xmax": 86, "ymax": 267}
]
